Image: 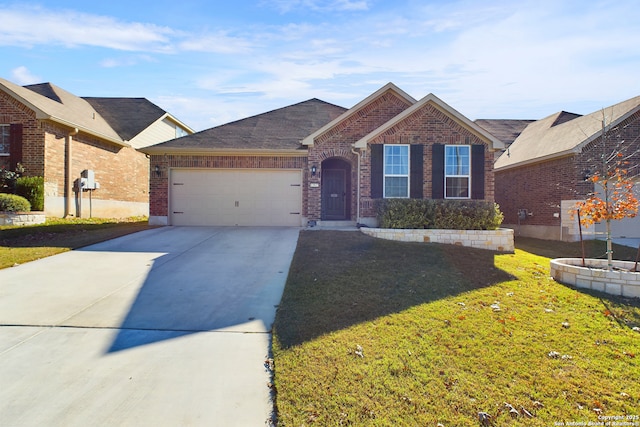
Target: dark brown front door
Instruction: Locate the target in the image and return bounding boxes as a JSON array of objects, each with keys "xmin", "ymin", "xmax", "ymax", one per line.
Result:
[{"xmin": 322, "ymin": 169, "xmax": 346, "ymax": 220}]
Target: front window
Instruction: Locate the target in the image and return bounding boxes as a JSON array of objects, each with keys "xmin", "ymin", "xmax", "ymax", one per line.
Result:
[
  {"xmin": 445, "ymin": 145, "xmax": 470, "ymax": 198},
  {"xmin": 0, "ymin": 125, "xmax": 9, "ymax": 155},
  {"xmin": 384, "ymin": 144, "xmax": 409, "ymax": 198}
]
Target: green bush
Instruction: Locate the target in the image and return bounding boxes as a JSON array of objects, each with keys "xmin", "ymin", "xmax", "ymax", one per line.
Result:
[
  {"xmin": 377, "ymin": 199, "xmax": 504, "ymax": 230},
  {"xmin": 0, "ymin": 193, "xmax": 31, "ymax": 212},
  {"xmin": 16, "ymin": 176, "xmax": 44, "ymax": 211}
]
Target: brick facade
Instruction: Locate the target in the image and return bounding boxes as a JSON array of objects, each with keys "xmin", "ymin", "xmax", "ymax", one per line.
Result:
[
  {"xmin": 363, "ymin": 102, "xmax": 494, "ymax": 217},
  {"xmin": 306, "ymin": 91, "xmax": 412, "ymax": 221},
  {"xmin": 43, "ymin": 122, "xmax": 149, "ymax": 203},
  {"xmin": 0, "ymin": 91, "xmax": 42, "ymax": 173},
  {"xmin": 306, "ymin": 93, "xmax": 497, "ymax": 222}
]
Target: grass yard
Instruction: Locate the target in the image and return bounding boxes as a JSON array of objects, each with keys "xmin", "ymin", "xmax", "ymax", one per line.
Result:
[
  {"xmin": 273, "ymin": 232, "xmax": 640, "ymax": 426},
  {"xmin": 0, "ymin": 217, "xmax": 154, "ymax": 269}
]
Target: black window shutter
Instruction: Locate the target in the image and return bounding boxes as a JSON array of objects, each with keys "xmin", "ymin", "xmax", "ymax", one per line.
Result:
[
  {"xmin": 370, "ymin": 144, "xmax": 383, "ymax": 198},
  {"xmin": 410, "ymin": 144, "xmax": 423, "ymax": 198},
  {"xmin": 9, "ymin": 124, "xmax": 23, "ymax": 170},
  {"xmin": 431, "ymin": 144, "xmax": 444, "ymax": 199},
  {"xmin": 471, "ymin": 144, "xmax": 485, "ymax": 200}
]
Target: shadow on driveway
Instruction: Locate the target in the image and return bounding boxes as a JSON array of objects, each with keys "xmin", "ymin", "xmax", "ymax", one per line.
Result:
[{"xmin": 75, "ymin": 227, "xmax": 300, "ymax": 353}]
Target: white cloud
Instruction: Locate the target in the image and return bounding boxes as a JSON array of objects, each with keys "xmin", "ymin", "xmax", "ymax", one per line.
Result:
[
  {"xmin": 179, "ymin": 32, "xmax": 254, "ymax": 54},
  {"xmin": 99, "ymin": 55, "xmax": 156, "ymax": 68},
  {"xmin": 265, "ymin": 0, "xmax": 370, "ymax": 13},
  {"xmin": 0, "ymin": 5, "xmax": 174, "ymax": 52},
  {"xmin": 11, "ymin": 66, "xmax": 41, "ymax": 84}
]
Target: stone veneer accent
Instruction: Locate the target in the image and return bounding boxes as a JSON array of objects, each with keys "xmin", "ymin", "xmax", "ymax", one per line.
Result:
[
  {"xmin": 360, "ymin": 227, "xmax": 514, "ymax": 252},
  {"xmin": 0, "ymin": 211, "xmax": 46, "ymax": 226},
  {"xmin": 550, "ymin": 258, "xmax": 640, "ymax": 299}
]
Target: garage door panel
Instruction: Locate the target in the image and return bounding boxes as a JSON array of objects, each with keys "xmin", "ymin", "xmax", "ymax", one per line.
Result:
[{"xmin": 170, "ymin": 169, "xmax": 302, "ymax": 226}]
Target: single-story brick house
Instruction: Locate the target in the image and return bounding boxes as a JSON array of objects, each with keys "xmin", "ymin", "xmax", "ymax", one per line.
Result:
[
  {"xmin": 0, "ymin": 78, "xmax": 193, "ymax": 218},
  {"xmin": 142, "ymin": 83, "xmax": 504, "ymax": 227},
  {"xmin": 494, "ymin": 95, "xmax": 640, "ymax": 241}
]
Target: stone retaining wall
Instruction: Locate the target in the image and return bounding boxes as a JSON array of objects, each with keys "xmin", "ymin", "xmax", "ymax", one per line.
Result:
[
  {"xmin": 550, "ymin": 258, "xmax": 640, "ymax": 299},
  {"xmin": 360, "ymin": 228, "xmax": 514, "ymax": 252},
  {"xmin": 0, "ymin": 211, "xmax": 46, "ymax": 226}
]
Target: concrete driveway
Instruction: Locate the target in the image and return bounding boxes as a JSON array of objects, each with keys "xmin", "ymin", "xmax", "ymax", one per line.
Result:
[{"xmin": 0, "ymin": 226, "xmax": 300, "ymax": 427}]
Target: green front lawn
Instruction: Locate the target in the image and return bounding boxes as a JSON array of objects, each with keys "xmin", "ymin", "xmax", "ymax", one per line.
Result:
[
  {"xmin": 0, "ymin": 217, "xmax": 154, "ymax": 269},
  {"xmin": 273, "ymin": 232, "xmax": 640, "ymax": 426}
]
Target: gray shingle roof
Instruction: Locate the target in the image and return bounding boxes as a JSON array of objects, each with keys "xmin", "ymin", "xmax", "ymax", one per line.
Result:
[
  {"xmin": 474, "ymin": 119, "xmax": 535, "ymax": 146},
  {"xmin": 143, "ymin": 98, "xmax": 347, "ymax": 153},
  {"xmin": 495, "ymin": 95, "xmax": 640, "ymax": 170},
  {"xmin": 83, "ymin": 97, "xmax": 168, "ymax": 141},
  {"xmin": 0, "ymin": 78, "xmax": 124, "ymax": 144},
  {"xmin": 23, "ymin": 83, "xmax": 63, "ymax": 103}
]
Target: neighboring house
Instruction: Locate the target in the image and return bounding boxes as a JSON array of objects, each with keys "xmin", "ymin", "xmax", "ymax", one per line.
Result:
[
  {"xmin": 494, "ymin": 96, "xmax": 640, "ymax": 241},
  {"xmin": 474, "ymin": 119, "xmax": 534, "ymax": 149},
  {"xmin": 142, "ymin": 83, "xmax": 504, "ymax": 227},
  {"xmin": 0, "ymin": 78, "xmax": 193, "ymax": 218}
]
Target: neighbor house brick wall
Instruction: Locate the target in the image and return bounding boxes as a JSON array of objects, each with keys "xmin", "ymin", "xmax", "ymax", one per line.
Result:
[
  {"xmin": 495, "ymin": 156, "xmax": 579, "ymax": 227},
  {"xmin": 148, "ymin": 154, "xmax": 307, "ymax": 217},
  {"xmin": 360, "ymin": 102, "xmax": 494, "ymax": 218},
  {"xmin": 0, "ymin": 91, "xmax": 43, "ymax": 174},
  {"xmin": 306, "ymin": 90, "xmax": 412, "ymax": 221},
  {"xmin": 494, "ymin": 109, "xmax": 640, "ymax": 234},
  {"xmin": 43, "ymin": 122, "xmax": 149, "ymax": 204}
]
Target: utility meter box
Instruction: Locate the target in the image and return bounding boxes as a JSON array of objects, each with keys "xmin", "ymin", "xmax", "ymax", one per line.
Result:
[{"xmin": 81, "ymin": 170, "xmax": 96, "ymax": 189}]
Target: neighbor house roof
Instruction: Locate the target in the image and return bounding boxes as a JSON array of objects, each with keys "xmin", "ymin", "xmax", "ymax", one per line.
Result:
[
  {"xmin": 494, "ymin": 95, "xmax": 640, "ymax": 171},
  {"xmin": 142, "ymin": 98, "xmax": 347, "ymax": 154},
  {"xmin": 474, "ymin": 119, "xmax": 534, "ymax": 147},
  {"xmin": 1, "ymin": 79, "xmax": 125, "ymax": 145},
  {"xmin": 83, "ymin": 97, "xmax": 193, "ymax": 142},
  {"xmin": 353, "ymin": 93, "xmax": 505, "ymax": 151}
]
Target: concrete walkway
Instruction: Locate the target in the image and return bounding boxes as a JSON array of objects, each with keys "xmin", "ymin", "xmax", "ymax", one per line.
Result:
[{"xmin": 0, "ymin": 226, "xmax": 300, "ymax": 427}]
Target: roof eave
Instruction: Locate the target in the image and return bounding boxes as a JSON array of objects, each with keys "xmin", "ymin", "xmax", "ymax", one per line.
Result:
[
  {"xmin": 44, "ymin": 115, "xmax": 130, "ymax": 147},
  {"xmin": 494, "ymin": 149, "xmax": 576, "ymax": 172},
  {"xmin": 140, "ymin": 146, "xmax": 307, "ymax": 156}
]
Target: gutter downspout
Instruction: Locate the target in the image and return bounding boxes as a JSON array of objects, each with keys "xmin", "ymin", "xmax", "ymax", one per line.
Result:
[
  {"xmin": 65, "ymin": 128, "xmax": 79, "ymax": 218},
  {"xmin": 351, "ymin": 146, "xmax": 361, "ymax": 224}
]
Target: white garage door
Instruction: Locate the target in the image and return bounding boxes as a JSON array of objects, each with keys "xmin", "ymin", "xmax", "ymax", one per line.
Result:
[{"xmin": 170, "ymin": 169, "xmax": 302, "ymax": 226}]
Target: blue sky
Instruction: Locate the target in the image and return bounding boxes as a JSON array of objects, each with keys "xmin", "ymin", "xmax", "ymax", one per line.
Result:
[{"xmin": 2, "ymin": 0, "xmax": 640, "ymax": 131}]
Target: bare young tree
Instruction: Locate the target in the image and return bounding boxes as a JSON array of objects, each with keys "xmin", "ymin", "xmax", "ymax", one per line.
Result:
[{"xmin": 575, "ymin": 111, "xmax": 639, "ymax": 269}]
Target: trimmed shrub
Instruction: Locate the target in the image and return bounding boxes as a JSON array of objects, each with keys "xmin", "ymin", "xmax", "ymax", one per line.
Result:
[
  {"xmin": 377, "ymin": 199, "xmax": 504, "ymax": 230},
  {"xmin": 16, "ymin": 176, "xmax": 45, "ymax": 211},
  {"xmin": 0, "ymin": 193, "xmax": 31, "ymax": 212}
]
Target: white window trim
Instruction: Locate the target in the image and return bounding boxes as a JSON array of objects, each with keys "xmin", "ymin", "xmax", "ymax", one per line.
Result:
[
  {"xmin": 383, "ymin": 144, "xmax": 410, "ymax": 198},
  {"xmin": 444, "ymin": 144, "xmax": 471, "ymax": 199}
]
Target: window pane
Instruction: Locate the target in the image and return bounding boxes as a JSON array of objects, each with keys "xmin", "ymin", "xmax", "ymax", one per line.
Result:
[
  {"xmin": 445, "ymin": 177, "xmax": 469, "ymax": 198},
  {"xmin": 385, "ymin": 177, "xmax": 408, "ymax": 198},
  {"xmin": 0, "ymin": 125, "xmax": 10, "ymax": 154},
  {"xmin": 384, "ymin": 145, "xmax": 408, "ymax": 175},
  {"xmin": 445, "ymin": 145, "xmax": 469, "ymax": 175}
]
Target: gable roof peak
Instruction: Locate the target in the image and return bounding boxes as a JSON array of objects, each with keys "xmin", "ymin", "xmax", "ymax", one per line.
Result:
[
  {"xmin": 301, "ymin": 82, "xmax": 417, "ymax": 146},
  {"xmin": 353, "ymin": 92, "xmax": 504, "ymax": 150}
]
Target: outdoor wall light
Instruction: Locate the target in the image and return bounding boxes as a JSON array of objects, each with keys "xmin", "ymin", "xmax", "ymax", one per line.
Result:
[
  {"xmin": 311, "ymin": 165, "xmax": 317, "ymax": 176},
  {"xmin": 154, "ymin": 165, "xmax": 161, "ymax": 176}
]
